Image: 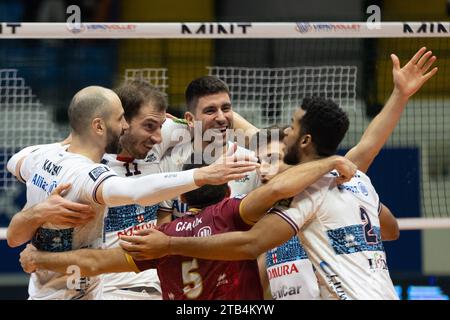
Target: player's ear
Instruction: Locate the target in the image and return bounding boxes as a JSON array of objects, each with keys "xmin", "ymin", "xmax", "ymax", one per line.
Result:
[
  {"xmin": 184, "ymin": 112, "xmax": 195, "ymax": 128},
  {"xmin": 180, "ymin": 193, "xmax": 187, "ymax": 203},
  {"xmin": 300, "ymin": 134, "xmax": 312, "ymax": 148},
  {"xmin": 92, "ymin": 118, "xmax": 105, "ymax": 135}
]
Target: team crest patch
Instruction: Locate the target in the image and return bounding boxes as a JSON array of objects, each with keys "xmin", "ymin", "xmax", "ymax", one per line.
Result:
[
  {"xmin": 275, "ymin": 197, "xmax": 293, "ymax": 208},
  {"xmin": 89, "ymin": 166, "xmax": 110, "ymax": 181}
]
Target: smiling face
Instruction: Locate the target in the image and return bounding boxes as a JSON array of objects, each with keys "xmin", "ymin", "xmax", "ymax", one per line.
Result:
[
  {"xmin": 186, "ymin": 92, "xmax": 233, "ymax": 147},
  {"xmin": 119, "ymin": 102, "xmax": 166, "ymax": 159},
  {"xmin": 257, "ymin": 140, "xmax": 285, "ymax": 184}
]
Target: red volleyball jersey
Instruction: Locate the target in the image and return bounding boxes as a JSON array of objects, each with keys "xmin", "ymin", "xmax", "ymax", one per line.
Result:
[{"xmin": 133, "ymin": 197, "xmax": 263, "ymax": 300}]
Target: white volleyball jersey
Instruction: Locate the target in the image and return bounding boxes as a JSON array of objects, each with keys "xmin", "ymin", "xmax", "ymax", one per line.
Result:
[
  {"xmin": 270, "ymin": 170, "xmax": 398, "ymax": 300},
  {"xmin": 100, "ymin": 153, "xmax": 166, "ymax": 294},
  {"xmin": 20, "ymin": 144, "xmax": 117, "ymax": 300},
  {"xmin": 266, "ymin": 236, "xmax": 320, "ymax": 300}
]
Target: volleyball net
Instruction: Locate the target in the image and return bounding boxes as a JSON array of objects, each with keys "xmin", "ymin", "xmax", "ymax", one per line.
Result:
[{"xmin": 1, "ymin": 22, "xmax": 450, "ymax": 237}]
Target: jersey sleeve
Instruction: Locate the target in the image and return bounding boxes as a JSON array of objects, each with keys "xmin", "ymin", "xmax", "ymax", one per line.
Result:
[
  {"xmin": 15, "ymin": 143, "xmax": 59, "ymax": 182},
  {"xmin": 125, "ymin": 253, "xmax": 158, "ymax": 273},
  {"xmin": 269, "ymin": 177, "xmax": 332, "ymax": 233},
  {"xmin": 78, "ymin": 164, "xmax": 118, "ymax": 204},
  {"xmin": 158, "ymin": 199, "xmax": 174, "ymax": 213}
]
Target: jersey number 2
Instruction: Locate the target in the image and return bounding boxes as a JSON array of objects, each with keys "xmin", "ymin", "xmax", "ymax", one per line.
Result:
[{"xmin": 360, "ymin": 207, "xmax": 378, "ymax": 244}]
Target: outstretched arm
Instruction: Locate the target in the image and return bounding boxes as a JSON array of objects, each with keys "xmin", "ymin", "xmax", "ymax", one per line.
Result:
[
  {"xmin": 121, "ymin": 213, "xmax": 295, "ymax": 261},
  {"xmin": 20, "ymin": 245, "xmax": 132, "ymax": 277},
  {"xmin": 346, "ymin": 47, "xmax": 438, "ymax": 173},
  {"xmin": 97, "ymin": 144, "xmax": 259, "ymax": 207}
]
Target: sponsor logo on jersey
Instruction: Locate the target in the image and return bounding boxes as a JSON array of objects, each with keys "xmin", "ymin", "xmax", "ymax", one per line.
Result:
[
  {"xmin": 272, "ymin": 285, "xmax": 303, "ymax": 299},
  {"xmin": 319, "ymin": 261, "xmax": 348, "ymax": 300},
  {"xmin": 358, "ymin": 182, "xmax": 369, "ymax": 196},
  {"xmin": 216, "ymin": 273, "xmax": 229, "ymax": 287},
  {"xmin": 117, "ymin": 221, "xmax": 156, "ymax": 238},
  {"xmin": 172, "ymin": 199, "xmax": 189, "ymax": 214},
  {"xmin": 368, "ymin": 252, "xmax": 388, "ymax": 271},
  {"xmin": 267, "ymin": 262, "xmax": 299, "ymax": 280},
  {"xmin": 88, "ymin": 166, "xmax": 110, "ymax": 181},
  {"xmin": 197, "ymin": 226, "xmax": 212, "ymax": 237},
  {"xmin": 175, "ymin": 217, "xmax": 203, "ymax": 232},
  {"xmin": 30, "ymin": 173, "xmax": 58, "ymax": 195}
]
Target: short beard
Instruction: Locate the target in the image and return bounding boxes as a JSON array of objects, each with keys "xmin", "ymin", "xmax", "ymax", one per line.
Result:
[
  {"xmin": 105, "ymin": 127, "xmax": 121, "ymax": 154},
  {"xmin": 283, "ymin": 138, "xmax": 301, "ymax": 165}
]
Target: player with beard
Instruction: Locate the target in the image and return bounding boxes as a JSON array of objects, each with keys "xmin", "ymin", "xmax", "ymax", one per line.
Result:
[
  {"xmin": 7, "ymin": 86, "xmax": 259, "ymax": 300},
  {"xmin": 118, "ymin": 97, "xmax": 402, "ymax": 299},
  {"xmin": 19, "ymin": 153, "xmax": 357, "ymax": 299}
]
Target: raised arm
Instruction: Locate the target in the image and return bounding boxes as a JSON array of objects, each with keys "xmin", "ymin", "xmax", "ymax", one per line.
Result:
[
  {"xmin": 19, "ymin": 245, "xmax": 132, "ymax": 277},
  {"xmin": 345, "ymin": 47, "xmax": 438, "ymax": 173},
  {"xmin": 121, "ymin": 213, "xmax": 295, "ymax": 261}
]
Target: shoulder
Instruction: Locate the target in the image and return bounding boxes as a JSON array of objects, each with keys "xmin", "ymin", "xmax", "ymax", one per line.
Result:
[
  {"xmin": 163, "ymin": 117, "xmax": 189, "ymax": 129},
  {"xmin": 234, "ymin": 144, "xmax": 256, "ymax": 157}
]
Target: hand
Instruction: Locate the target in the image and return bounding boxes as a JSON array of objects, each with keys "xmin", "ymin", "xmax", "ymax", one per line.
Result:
[
  {"xmin": 35, "ymin": 183, "xmax": 96, "ymax": 227},
  {"xmin": 193, "ymin": 143, "xmax": 260, "ymax": 186},
  {"xmin": 20, "ymin": 244, "xmax": 38, "ymax": 273},
  {"xmin": 392, "ymin": 47, "xmax": 438, "ymax": 98},
  {"xmin": 332, "ymin": 156, "xmax": 357, "ymax": 184},
  {"xmin": 119, "ymin": 228, "xmax": 171, "ymax": 260}
]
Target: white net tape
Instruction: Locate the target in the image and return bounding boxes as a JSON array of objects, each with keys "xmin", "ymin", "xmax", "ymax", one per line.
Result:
[
  {"xmin": 208, "ymin": 66, "xmax": 357, "ymax": 128},
  {"xmin": 0, "ymin": 69, "xmax": 65, "ymax": 190}
]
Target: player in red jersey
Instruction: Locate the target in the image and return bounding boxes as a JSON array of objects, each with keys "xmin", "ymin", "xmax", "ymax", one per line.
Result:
[{"xmin": 19, "ymin": 154, "xmax": 356, "ymax": 299}]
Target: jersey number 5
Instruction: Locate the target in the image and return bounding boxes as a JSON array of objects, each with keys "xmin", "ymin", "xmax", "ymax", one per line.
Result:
[
  {"xmin": 182, "ymin": 258, "xmax": 203, "ymax": 299},
  {"xmin": 360, "ymin": 207, "xmax": 378, "ymax": 244}
]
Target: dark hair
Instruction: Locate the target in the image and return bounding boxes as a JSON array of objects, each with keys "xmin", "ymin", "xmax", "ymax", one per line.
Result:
[
  {"xmin": 249, "ymin": 125, "xmax": 286, "ymax": 153},
  {"xmin": 114, "ymin": 80, "xmax": 167, "ymax": 122},
  {"xmin": 299, "ymin": 97, "xmax": 349, "ymax": 156},
  {"xmin": 185, "ymin": 76, "xmax": 230, "ymax": 113},
  {"xmin": 181, "ymin": 156, "xmax": 229, "ymax": 209}
]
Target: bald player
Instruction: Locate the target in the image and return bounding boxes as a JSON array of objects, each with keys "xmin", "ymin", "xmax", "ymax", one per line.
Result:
[{"xmin": 7, "ymin": 86, "xmax": 258, "ymax": 300}]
